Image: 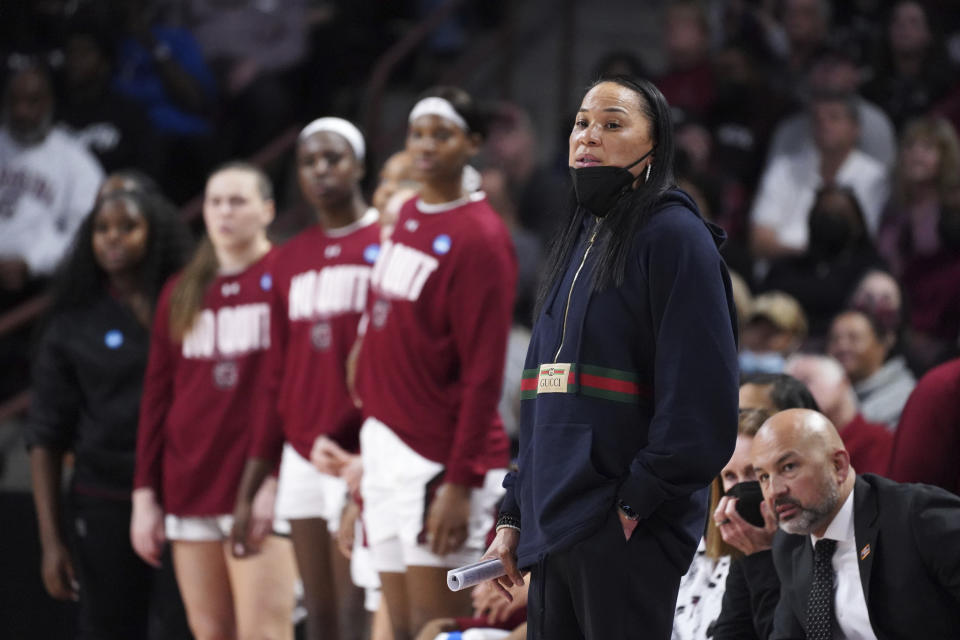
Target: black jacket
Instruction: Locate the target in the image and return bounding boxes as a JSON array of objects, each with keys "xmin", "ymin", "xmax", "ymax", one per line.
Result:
[
  {"xmin": 25, "ymin": 294, "xmax": 150, "ymax": 498},
  {"xmin": 771, "ymin": 474, "xmax": 960, "ymax": 639},
  {"xmin": 500, "ymin": 189, "xmax": 740, "ymax": 570}
]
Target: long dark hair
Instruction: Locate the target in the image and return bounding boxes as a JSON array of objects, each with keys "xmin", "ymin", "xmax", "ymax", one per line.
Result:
[
  {"xmin": 535, "ymin": 76, "xmax": 676, "ymax": 314},
  {"xmin": 50, "ymin": 189, "xmax": 193, "ymax": 314}
]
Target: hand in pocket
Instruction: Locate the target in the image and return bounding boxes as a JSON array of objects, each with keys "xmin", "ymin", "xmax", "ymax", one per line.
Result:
[{"xmin": 617, "ymin": 508, "xmax": 639, "ymax": 541}]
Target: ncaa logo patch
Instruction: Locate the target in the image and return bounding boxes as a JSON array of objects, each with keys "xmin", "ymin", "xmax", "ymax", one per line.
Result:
[
  {"xmin": 432, "ymin": 234, "xmax": 452, "ymax": 255},
  {"xmin": 363, "ymin": 243, "xmax": 380, "ymax": 264},
  {"xmin": 213, "ymin": 361, "xmax": 239, "ymax": 389},
  {"xmin": 260, "ymin": 273, "xmax": 273, "ymax": 291},
  {"xmin": 104, "ymin": 330, "xmax": 124, "ymax": 349}
]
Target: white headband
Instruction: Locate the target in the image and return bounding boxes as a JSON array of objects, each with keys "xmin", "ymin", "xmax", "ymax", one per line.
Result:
[
  {"xmin": 408, "ymin": 97, "xmax": 469, "ymax": 131},
  {"xmin": 299, "ymin": 117, "xmax": 365, "ymax": 162}
]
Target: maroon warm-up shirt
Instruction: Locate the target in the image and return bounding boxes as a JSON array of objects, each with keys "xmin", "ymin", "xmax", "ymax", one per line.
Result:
[
  {"xmin": 135, "ymin": 250, "xmax": 277, "ymax": 516},
  {"xmin": 250, "ymin": 210, "xmax": 381, "ymax": 464},
  {"xmin": 355, "ymin": 193, "xmax": 517, "ymax": 487}
]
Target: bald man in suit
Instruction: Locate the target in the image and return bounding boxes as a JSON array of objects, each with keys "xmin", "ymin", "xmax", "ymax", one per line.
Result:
[{"xmin": 751, "ymin": 409, "xmax": 960, "ymax": 639}]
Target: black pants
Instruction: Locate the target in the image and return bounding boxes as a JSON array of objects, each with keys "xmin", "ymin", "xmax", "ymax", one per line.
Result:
[
  {"xmin": 69, "ymin": 493, "xmax": 192, "ymax": 640},
  {"xmin": 527, "ymin": 509, "xmax": 683, "ymax": 640}
]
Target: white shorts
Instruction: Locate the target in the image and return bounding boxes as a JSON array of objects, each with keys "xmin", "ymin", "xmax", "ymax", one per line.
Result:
[
  {"xmin": 275, "ymin": 443, "xmax": 347, "ymax": 531},
  {"xmin": 165, "ymin": 512, "xmax": 291, "ymax": 541},
  {"xmin": 165, "ymin": 514, "xmax": 234, "ymax": 541},
  {"xmin": 359, "ymin": 416, "xmax": 505, "ymax": 572}
]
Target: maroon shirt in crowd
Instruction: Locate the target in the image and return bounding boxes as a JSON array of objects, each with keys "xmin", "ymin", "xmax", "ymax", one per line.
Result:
[
  {"xmin": 840, "ymin": 413, "xmax": 893, "ymax": 476},
  {"xmin": 889, "ymin": 358, "xmax": 960, "ymax": 495}
]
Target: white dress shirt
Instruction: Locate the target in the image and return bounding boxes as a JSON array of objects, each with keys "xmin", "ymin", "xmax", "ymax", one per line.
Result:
[
  {"xmin": 810, "ymin": 488, "xmax": 878, "ymax": 640},
  {"xmin": 750, "ymin": 146, "xmax": 889, "ymax": 251}
]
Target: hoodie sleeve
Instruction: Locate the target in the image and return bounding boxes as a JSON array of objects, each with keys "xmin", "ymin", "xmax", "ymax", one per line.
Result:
[{"xmin": 616, "ymin": 207, "xmax": 739, "ymax": 520}]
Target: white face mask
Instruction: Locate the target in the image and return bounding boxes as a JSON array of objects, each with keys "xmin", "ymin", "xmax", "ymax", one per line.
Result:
[{"xmin": 739, "ymin": 350, "xmax": 786, "ymax": 375}]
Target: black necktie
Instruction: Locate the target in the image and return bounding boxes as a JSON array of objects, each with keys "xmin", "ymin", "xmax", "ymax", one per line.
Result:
[{"xmin": 807, "ymin": 538, "xmax": 837, "ymax": 640}]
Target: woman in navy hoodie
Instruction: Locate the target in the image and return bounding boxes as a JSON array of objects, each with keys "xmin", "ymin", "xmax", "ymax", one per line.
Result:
[{"xmin": 484, "ymin": 76, "xmax": 740, "ymax": 639}]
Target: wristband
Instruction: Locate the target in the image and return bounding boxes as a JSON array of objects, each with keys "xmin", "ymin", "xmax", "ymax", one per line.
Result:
[{"xmin": 496, "ymin": 513, "xmax": 521, "ymax": 531}]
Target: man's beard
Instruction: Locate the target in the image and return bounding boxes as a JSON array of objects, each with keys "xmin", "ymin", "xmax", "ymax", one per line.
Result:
[{"xmin": 775, "ymin": 477, "xmax": 840, "ymax": 536}]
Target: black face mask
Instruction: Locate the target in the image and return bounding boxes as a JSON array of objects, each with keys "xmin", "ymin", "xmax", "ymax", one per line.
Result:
[
  {"xmin": 569, "ymin": 146, "xmax": 655, "ymax": 217},
  {"xmin": 808, "ymin": 209, "xmax": 855, "ymax": 258}
]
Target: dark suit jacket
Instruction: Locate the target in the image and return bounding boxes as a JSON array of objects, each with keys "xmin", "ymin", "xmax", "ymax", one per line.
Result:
[
  {"xmin": 771, "ymin": 474, "xmax": 960, "ymax": 639},
  {"xmin": 712, "ymin": 551, "xmax": 779, "ymax": 640}
]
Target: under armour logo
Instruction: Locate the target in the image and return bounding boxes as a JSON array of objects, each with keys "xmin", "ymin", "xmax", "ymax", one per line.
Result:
[
  {"xmin": 221, "ymin": 282, "xmax": 241, "ymax": 297},
  {"xmin": 325, "ymin": 244, "xmax": 341, "ymax": 258}
]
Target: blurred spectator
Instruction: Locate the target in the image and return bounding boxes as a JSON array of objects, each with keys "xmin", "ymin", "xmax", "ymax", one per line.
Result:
[
  {"xmin": 863, "ymin": 0, "xmax": 958, "ymax": 131},
  {"xmin": 674, "ymin": 125, "xmax": 726, "ymax": 222},
  {"xmin": 901, "ymin": 187, "xmax": 960, "ymax": 368},
  {"xmin": 482, "ymin": 102, "xmax": 565, "ymax": 250},
  {"xmin": 0, "ymin": 0, "xmax": 75, "ymax": 61},
  {"xmin": 728, "ymin": 269, "xmax": 752, "ymax": 334},
  {"xmin": 749, "ymin": 91, "xmax": 889, "ymax": 261},
  {"xmin": 657, "ymin": 0, "xmax": 716, "ymax": 121},
  {"xmin": 0, "ymin": 60, "xmax": 104, "ymax": 294},
  {"xmin": 877, "ymin": 116, "xmax": 960, "ymax": 273},
  {"xmin": 480, "ymin": 166, "xmax": 542, "ymax": 327},
  {"xmin": 776, "ymin": 0, "xmax": 832, "ymax": 91},
  {"xmin": 767, "ymin": 39, "xmax": 898, "ymax": 169},
  {"xmin": 739, "ymin": 291, "xmax": 807, "ymax": 375},
  {"xmin": 876, "ymin": 116, "xmax": 960, "ymax": 366},
  {"xmin": 57, "ymin": 18, "xmax": 156, "ymax": 175},
  {"xmin": 831, "ymin": 0, "xmax": 893, "ymax": 67},
  {"xmin": 849, "ymin": 268, "xmax": 904, "ymax": 323},
  {"xmin": 709, "ymin": 39, "xmax": 792, "ymax": 193},
  {"xmin": 888, "ymin": 357, "xmax": 960, "ymax": 494},
  {"xmin": 110, "ymin": 0, "xmax": 217, "ymax": 204},
  {"xmin": 783, "ymin": 353, "xmax": 893, "ymax": 473},
  {"xmin": 707, "ymin": 0, "xmax": 782, "ymax": 64},
  {"xmin": 673, "ymin": 408, "xmax": 773, "ymax": 640},
  {"xmin": 827, "ymin": 307, "xmax": 915, "ymax": 428},
  {"xmin": 592, "ymin": 49, "xmax": 650, "ymax": 81},
  {"xmin": 738, "ymin": 372, "xmax": 819, "ymax": 413},
  {"xmin": 171, "ymin": 0, "xmax": 309, "ymax": 157},
  {"xmin": 761, "ymin": 185, "xmax": 884, "ymax": 340}
]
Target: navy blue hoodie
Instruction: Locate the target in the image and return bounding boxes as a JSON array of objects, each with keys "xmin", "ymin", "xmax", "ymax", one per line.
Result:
[{"xmin": 500, "ymin": 188, "xmax": 739, "ymax": 571}]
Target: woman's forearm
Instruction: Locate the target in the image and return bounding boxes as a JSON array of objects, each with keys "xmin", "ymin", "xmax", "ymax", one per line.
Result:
[{"xmin": 30, "ymin": 447, "xmax": 65, "ymax": 548}]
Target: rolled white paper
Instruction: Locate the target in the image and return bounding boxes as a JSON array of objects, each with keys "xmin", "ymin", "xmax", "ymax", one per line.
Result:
[{"xmin": 446, "ymin": 558, "xmax": 506, "ymax": 592}]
